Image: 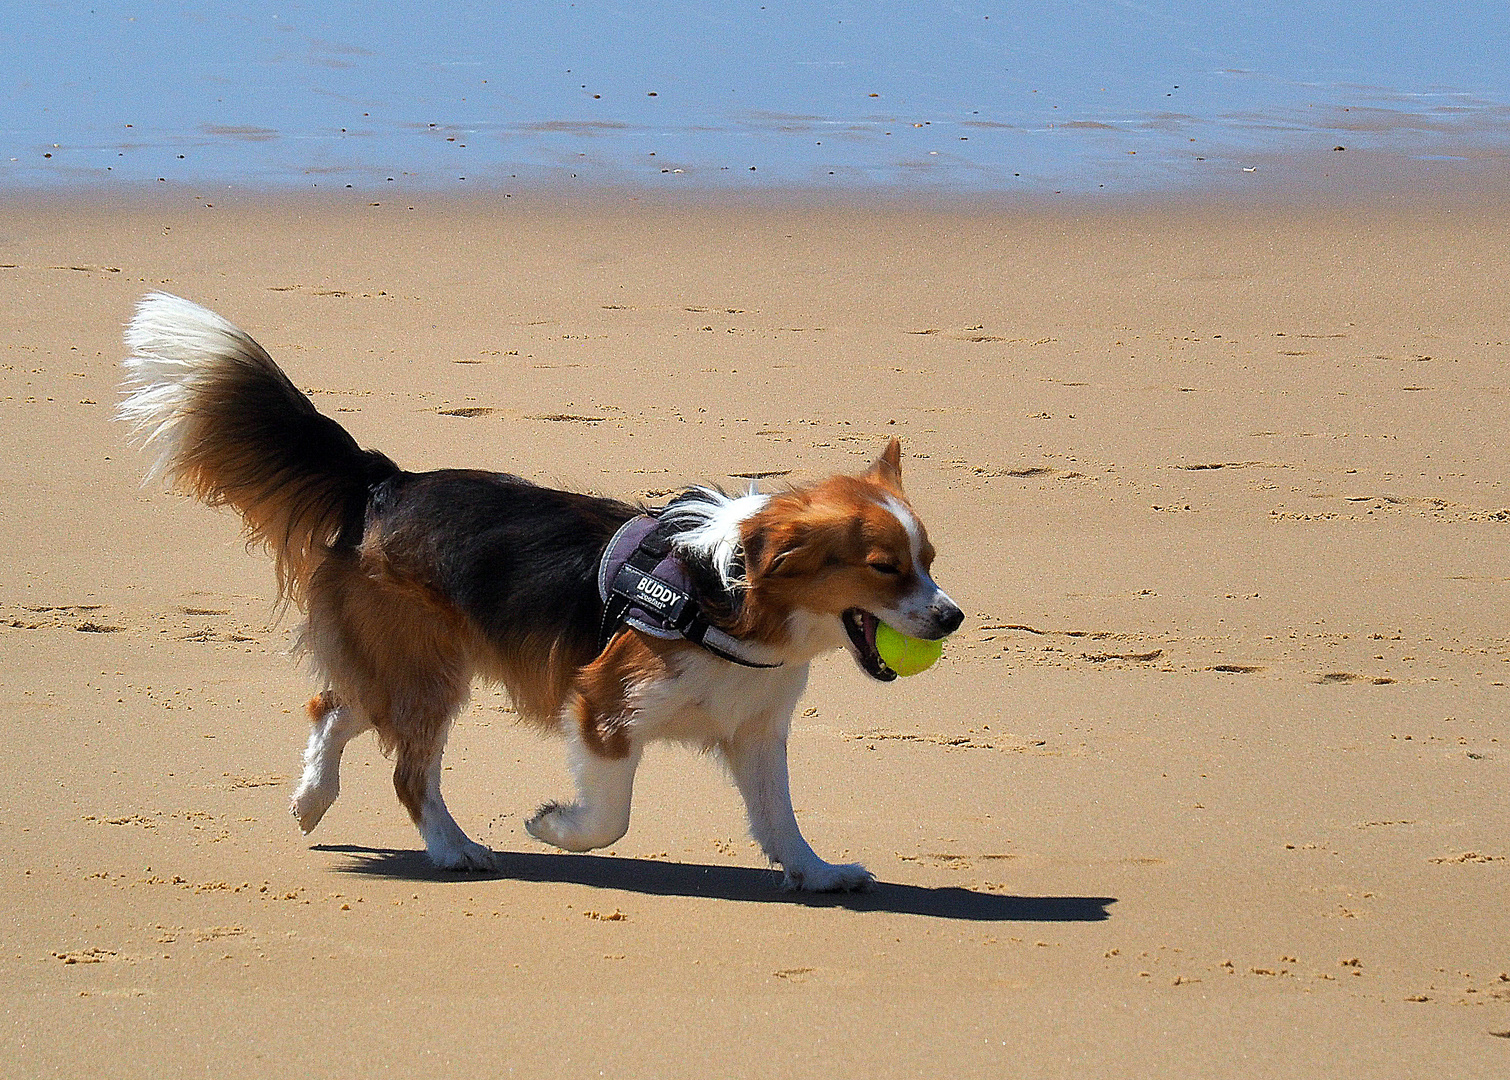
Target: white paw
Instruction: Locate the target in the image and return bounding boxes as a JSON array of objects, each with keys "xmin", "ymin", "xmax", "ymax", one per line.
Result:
[
  {"xmin": 782, "ymin": 861, "xmax": 874, "ymax": 893},
  {"xmin": 426, "ymin": 836, "xmax": 497, "ymax": 872},
  {"xmin": 525, "ymin": 802, "xmax": 623, "ymax": 852},
  {"xmin": 290, "ymin": 782, "xmax": 336, "ymax": 835}
]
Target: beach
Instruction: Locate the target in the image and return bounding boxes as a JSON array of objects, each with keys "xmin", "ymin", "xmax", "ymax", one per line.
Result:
[{"xmin": 2, "ymin": 193, "xmax": 1508, "ymax": 1076}]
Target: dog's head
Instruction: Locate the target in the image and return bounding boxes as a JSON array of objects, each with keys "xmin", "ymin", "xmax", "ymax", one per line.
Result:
[{"xmin": 740, "ymin": 438, "xmax": 963, "ymax": 680}]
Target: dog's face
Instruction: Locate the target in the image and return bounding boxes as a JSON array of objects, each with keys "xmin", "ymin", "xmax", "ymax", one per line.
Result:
[{"xmin": 743, "ymin": 439, "xmax": 963, "ymax": 680}]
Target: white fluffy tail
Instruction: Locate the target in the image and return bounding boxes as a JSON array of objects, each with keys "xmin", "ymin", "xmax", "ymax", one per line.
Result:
[
  {"xmin": 120, "ymin": 293, "xmax": 275, "ymax": 483},
  {"xmin": 118, "ymin": 293, "xmax": 398, "ymax": 605}
]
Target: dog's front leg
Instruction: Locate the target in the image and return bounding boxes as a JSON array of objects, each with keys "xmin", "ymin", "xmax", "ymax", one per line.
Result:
[
  {"xmin": 723, "ymin": 723, "xmax": 873, "ymax": 892},
  {"xmin": 526, "ymin": 731, "xmax": 642, "ymax": 852}
]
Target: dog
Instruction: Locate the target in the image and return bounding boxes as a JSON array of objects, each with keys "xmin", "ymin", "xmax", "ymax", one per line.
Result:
[{"xmin": 119, "ymin": 293, "xmax": 963, "ymax": 891}]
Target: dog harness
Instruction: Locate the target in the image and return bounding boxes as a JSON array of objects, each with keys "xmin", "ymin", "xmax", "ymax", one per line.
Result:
[{"xmin": 597, "ymin": 514, "xmax": 781, "ymax": 668}]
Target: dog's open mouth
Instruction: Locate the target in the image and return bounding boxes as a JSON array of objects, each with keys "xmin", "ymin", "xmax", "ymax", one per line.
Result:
[{"xmin": 842, "ymin": 608, "xmax": 897, "ymax": 682}]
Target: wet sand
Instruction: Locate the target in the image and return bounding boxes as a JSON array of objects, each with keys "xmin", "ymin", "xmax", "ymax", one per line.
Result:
[{"xmin": 2, "ymin": 194, "xmax": 1508, "ymax": 1076}]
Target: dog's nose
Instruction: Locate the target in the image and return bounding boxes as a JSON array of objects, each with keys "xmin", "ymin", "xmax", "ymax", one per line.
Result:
[{"xmin": 935, "ymin": 601, "xmax": 964, "ymax": 635}]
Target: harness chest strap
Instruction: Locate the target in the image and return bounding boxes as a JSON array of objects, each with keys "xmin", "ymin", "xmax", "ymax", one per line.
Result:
[{"xmin": 597, "ymin": 515, "xmax": 782, "ymax": 669}]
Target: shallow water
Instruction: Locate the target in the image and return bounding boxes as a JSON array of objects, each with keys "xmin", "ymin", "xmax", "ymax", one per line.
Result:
[{"xmin": 5, "ymin": 1, "xmax": 1508, "ymax": 195}]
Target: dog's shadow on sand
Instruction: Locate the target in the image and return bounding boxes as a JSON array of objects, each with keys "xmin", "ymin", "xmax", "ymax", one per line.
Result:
[{"xmin": 313, "ymin": 845, "xmax": 1115, "ymax": 922}]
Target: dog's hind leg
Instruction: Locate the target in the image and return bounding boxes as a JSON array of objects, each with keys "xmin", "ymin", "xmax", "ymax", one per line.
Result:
[
  {"xmin": 291, "ymin": 690, "xmax": 372, "ymax": 834},
  {"xmin": 305, "ymin": 550, "xmax": 492, "ymax": 870},
  {"xmin": 391, "ymin": 709, "xmax": 496, "ymax": 872},
  {"xmin": 722, "ymin": 718, "xmax": 874, "ymax": 892}
]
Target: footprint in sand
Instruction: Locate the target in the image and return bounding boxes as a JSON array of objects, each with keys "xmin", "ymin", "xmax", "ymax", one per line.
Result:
[
  {"xmin": 5, "ymin": 604, "xmax": 123, "ymax": 633},
  {"xmin": 973, "ymin": 466, "xmax": 1056, "ymax": 478},
  {"xmin": 1316, "ymin": 671, "xmax": 1396, "ymax": 685},
  {"xmin": 52, "ymin": 948, "xmax": 118, "ymax": 964},
  {"xmin": 1083, "ymin": 649, "xmax": 1164, "ymax": 663}
]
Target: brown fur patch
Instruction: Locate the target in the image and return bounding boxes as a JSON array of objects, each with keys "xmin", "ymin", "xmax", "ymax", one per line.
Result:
[
  {"xmin": 305, "ymin": 690, "xmax": 338, "ymax": 723},
  {"xmin": 570, "ymin": 632, "xmax": 680, "ymax": 759}
]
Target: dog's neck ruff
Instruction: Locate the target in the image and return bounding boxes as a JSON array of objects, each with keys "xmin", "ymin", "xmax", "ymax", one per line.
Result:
[{"xmin": 598, "ymin": 514, "xmax": 782, "ymax": 669}]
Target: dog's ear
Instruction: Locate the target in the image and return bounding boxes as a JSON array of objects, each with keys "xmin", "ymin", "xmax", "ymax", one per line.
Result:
[
  {"xmin": 746, "ymin": 500, "xmax": 852, "ymax": 582},
  {"xmin": 863, "ymin": 437, "xmax": 904, "ymax": 494},
  {"xmin": 743, "ymin": 520, "xmax": 807, "ymax": 581}
]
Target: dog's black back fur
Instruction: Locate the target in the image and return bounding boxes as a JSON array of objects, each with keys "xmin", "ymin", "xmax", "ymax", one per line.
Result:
[{"xmin": 367, "ymin": 469, "xmax": 640, "ymax": 664}]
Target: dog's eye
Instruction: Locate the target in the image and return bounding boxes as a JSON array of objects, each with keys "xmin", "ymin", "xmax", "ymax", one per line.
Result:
[{"xmin": 868, "ymin": 561, "xmax": 902, "ymax": 576}]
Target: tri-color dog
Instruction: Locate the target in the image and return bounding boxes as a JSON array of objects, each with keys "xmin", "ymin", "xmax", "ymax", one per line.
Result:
[{"xmin": 120, "ymin": 293, "xmax": 962, "ymax": 890}]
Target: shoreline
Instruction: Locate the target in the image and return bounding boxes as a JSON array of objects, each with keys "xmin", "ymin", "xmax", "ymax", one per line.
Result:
[{"xmin": 6, "ymin": 144, "xmax": 1510, "ymax": 216}]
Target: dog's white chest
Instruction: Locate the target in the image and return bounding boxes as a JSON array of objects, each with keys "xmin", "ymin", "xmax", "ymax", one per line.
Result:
[{"xmin": 630, "ymin": 653, "xmax": 811, "ymax": 743}]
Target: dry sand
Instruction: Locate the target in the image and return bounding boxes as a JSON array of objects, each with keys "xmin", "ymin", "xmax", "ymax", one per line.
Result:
[{"xmin": 2, "ymin": 194, "xmax": 1507, "ymax": 1077}]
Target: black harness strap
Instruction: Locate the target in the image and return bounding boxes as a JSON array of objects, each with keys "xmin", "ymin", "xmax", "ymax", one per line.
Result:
[
  {"xmin": 598, "ymin": 521, "xmax": 677, "ymax": 650},
  {"xmin": 597, "ymin": 516, "xmax": 781, "ymax": 669}
]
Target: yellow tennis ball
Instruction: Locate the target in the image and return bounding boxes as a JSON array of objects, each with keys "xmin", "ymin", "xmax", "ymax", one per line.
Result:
[{"xmin": 875, "ymin": 621, "xmax": 945, "ymax": 677}]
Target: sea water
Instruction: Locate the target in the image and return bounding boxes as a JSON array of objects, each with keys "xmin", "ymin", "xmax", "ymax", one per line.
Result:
[{"xmin": 4, "ymin": 0, "xmax": 1507, "ymax": 196}]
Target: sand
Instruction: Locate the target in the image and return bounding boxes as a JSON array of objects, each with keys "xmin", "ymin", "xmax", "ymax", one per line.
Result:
[{"xmin": 2, "ymin": 193, "xmax": 1507, "ymax": 1077}]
